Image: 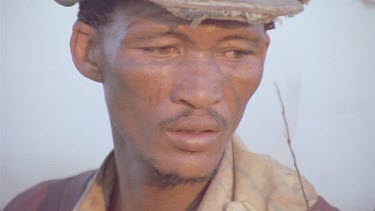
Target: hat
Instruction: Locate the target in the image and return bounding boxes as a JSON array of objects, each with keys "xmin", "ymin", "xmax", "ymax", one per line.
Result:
[{"xmin": 55, "ymin": 0, "xmax": 309, "ymax": 24}]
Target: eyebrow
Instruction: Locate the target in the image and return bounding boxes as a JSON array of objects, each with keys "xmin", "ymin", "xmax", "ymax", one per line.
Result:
[
  {"xmin": 127, "ymin": 31, "xmax": 261, "ymax": 46},
  {"xmin": 217, "ymin": 34, "xmax": 260, "ymax": 43},
  {"xmin": 127, "ymin": 30, "xmax": 189, "ymax": 43}
]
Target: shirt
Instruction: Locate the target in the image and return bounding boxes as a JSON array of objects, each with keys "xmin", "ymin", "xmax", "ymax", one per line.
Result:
[{"xmin": 5, "ymin": 135, "xmax": 339, "ymax": 211}]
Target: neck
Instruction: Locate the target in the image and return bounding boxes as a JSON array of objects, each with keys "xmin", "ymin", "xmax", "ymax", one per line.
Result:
[
  {"xmin": 110, "ymin": 132, "xmax": 210, "ymax": 211},
  {"xmin": 110, "ymin": 175, "xmax": 209, "ymax": 211}
]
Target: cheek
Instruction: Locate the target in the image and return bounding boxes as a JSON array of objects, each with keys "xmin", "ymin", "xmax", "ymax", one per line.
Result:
[
  {"xmin": 221, "ymin": 59, "xmax": 264, "ymax": 119},
  {"xmin": 102, "ymin": 53, "xmax": 175, "ymax": 134},
  {"xmin": 100, "ymin": 35, "xmax": 173, "ymax": 112},
  {"xmin": 105, "ymin": 51, "xmax": 170, "ymax": 101},
  {"xmin": 234, "ymin": 61, "xmax": 264, "ymax": 100}
]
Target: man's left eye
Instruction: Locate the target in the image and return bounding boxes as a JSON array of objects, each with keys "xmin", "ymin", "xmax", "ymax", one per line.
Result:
[{"xmin": 219, "ymin": 50, "xmax": 253, "ymax": 60}]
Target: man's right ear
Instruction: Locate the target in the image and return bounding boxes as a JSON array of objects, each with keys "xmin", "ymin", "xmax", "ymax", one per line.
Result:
[{"xmin": 70, "ymin": 21, "xmax": 102, "ymax": 83}]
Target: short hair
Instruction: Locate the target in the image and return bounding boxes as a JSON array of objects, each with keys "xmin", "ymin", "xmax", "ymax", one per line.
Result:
[{"xmin": 77, "ymin": 0, "xmax": 275, "ymax": 30}]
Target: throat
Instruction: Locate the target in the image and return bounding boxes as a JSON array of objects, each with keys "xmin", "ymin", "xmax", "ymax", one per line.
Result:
[{"xmin": 110, "ymin": 176, "xmax": 210, "ymax": 211}]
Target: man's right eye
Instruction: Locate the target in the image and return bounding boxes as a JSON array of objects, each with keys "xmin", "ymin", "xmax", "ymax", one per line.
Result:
[{"xmin": 144, "ymin": 46, "xmax": 181, "ymax": 57}]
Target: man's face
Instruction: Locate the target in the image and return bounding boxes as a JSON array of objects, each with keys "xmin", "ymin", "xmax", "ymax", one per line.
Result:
[{"xmin": 96, "ymin": 1, "xmax": 270, "ymax": 182}]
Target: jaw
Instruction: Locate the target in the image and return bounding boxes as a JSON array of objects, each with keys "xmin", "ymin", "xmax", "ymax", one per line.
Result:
[{"xmin": 111, "ymin": 126, "xmax": 227, "ymax": 187}]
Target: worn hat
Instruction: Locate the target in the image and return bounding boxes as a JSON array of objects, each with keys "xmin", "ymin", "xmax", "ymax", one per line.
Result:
[{"xmin": 55, "ymin": 0, "xmax": 309, "ymax": 24}]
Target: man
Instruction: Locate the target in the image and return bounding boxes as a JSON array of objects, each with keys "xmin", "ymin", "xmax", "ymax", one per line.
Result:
[{"xmin": 5, "ymin": 0, "xmax": 339, "ymax": 210}]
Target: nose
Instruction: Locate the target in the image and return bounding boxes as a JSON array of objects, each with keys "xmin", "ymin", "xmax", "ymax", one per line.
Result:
[{"xmin": 170, "ymin": 55, "xmax": 223, "ymax": 109}]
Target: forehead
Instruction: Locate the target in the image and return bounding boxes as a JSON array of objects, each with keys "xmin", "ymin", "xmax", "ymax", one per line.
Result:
[{"xmin": 104, "ymin": 0, "xmax": 265, "ymax": 39}]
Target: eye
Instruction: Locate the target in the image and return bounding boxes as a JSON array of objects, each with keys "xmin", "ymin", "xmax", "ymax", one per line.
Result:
[
  {"xmin": 145, "ymin": 46, "xmax": 181, "ymax": 56},
  {"xmin": 219, "ymin": 49, "xmax": 253, "ymax": 60}
]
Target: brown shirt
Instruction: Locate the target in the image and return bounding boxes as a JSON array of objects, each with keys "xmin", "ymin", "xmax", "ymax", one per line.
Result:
[{"xmin": 5, "ymin": 135, "xmax": 339, "ymax": 211}]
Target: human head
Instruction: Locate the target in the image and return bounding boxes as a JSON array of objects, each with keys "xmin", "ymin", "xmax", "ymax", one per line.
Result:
[{"xmin": 69, "ymin": 0, "xmax": 273, "ymax": 186}]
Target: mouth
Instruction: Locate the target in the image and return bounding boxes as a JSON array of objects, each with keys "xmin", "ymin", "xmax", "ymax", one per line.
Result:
[{"xmin": 164, "ymin": 117, "xmax": 221, "ymax": 152}]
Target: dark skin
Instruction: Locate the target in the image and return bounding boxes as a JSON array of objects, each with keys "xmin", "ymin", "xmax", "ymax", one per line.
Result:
[{"xmin": 70, "ymin": 1, "xmax": 270, "ymax": 210}]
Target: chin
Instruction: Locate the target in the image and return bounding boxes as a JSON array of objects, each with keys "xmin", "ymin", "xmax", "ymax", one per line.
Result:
[
  {"xmin": 146, "ymin": 153, "xmax": 222, "ymax": 187},
  {"xmin": 154, "ymin": 165, "xmax": 219, "ymax": 187}
]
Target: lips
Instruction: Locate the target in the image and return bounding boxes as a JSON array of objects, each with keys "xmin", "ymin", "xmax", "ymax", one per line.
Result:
[
  {"xmin": 165, "ymin": 116, "xmax": 220, "ymax": 133},
  {"xmin": 164, "ymin": 116, "xmax": 221, "ymax": 152}
]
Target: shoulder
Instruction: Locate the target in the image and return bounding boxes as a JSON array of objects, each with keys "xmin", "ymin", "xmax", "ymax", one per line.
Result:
[
  {"xmin": 4, "ymin": 170, "xmax": 96, "ymax": 211},
  {"xmin": 231, "ymin": 136, "xmax": 338, "ymax": 210},
  {"xmin": 311, "ymin": 197, "xmax": 340, "ymax": 211}
]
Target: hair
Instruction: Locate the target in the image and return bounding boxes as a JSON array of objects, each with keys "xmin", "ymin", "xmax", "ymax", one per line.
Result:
[{"xmin": 77, "ymin": 0, "xmax": 275, "ymax": 30}]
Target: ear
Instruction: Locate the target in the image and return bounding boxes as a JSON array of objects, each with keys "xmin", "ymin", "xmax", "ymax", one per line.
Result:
[
  {"xmin": 265, "ymin": 32, "xmax": 271, "ymax": 49},
  {"xmin": 70, "ymin": 21, "xmax": 102, "ymax": 83}
]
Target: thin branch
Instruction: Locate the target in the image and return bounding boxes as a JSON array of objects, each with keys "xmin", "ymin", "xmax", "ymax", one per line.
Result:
[{"xmin": 273, "ymin": 82, "xmax": 310, "ymax": 210}]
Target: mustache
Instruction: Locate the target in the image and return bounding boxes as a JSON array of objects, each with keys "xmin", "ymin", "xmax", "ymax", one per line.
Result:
[{"xmin": 159, "ymin": 108, "xmax": 227, "ymax": 130}]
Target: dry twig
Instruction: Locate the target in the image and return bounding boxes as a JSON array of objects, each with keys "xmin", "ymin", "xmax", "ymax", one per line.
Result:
[{"xmin": 273, "ymin": 82, "xmax": 310, "ymax": 210}]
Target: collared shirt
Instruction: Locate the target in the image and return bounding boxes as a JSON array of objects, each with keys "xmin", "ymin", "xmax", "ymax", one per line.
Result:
[
  {"xmin": 5, "ymin": 135, "xmax": 339, "ymax": 211},
  {"xmin": 73, "ymin": 135, "xmax": 320, "ymax": 211}
]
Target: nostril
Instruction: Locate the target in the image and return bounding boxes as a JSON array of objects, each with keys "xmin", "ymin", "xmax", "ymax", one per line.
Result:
[{"xmin": 179, "ymin": 99, "xmax": 197, "ymax": 108}]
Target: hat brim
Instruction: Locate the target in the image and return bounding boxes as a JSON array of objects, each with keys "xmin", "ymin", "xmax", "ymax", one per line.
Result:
[
  {"xmin": 148, "ymin": 0, "xmax": 305, "ymax": 24},
  {"xmin": 56, "ymin": 0, "xmax": 307, "ymax": 24}
]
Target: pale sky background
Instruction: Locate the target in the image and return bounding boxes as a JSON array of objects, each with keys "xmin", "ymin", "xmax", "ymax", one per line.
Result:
[{"xmin": 1, "ymin": 1, "xmax": 375, "ymax": 210}]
